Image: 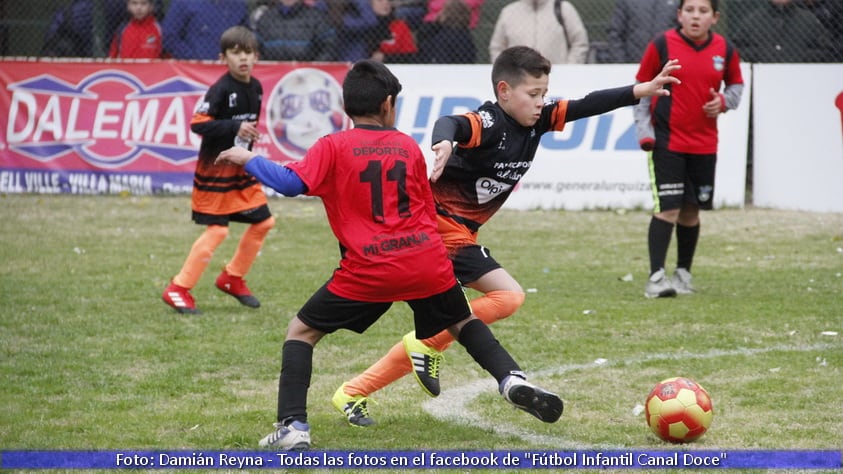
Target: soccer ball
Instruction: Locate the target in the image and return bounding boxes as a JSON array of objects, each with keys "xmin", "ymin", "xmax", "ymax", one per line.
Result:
[{"xmin": 645, "ymin": 376, "xmax": 713, "ymax": 443}]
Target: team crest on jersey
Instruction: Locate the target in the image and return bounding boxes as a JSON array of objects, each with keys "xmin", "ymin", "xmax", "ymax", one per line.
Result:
[
  {"xmin": 712, "ymin": 55, "xmax": 725, "ymax": 72},
  {"xmin": 479, "ymin": 110, "xmax": 494, "ymax": 128}
]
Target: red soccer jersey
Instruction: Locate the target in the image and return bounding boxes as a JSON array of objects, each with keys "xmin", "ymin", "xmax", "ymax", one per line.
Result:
[
  {"xmin": 286, "ymin": 125, "xmax": 457, "ymax": 302},
  {"xmin": 636, "ymin": 28, "xmax": 743, "ymax": 154}
]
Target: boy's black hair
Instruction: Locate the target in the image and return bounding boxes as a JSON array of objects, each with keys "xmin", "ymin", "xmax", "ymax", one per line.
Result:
[
  {"xmin": 342, "ymin": 60, "xmax": 402, "ymax": 117},
  {"xmin": 220, "ymin": 26, "xmax": 258, "ymax": 54},
  {"xmin": 679, "ymin": 0, "xmax": 719, "ymax": 11},
  {"xmin": 490, "ymin": 46, "xmax": 551, "ymax": 97}
]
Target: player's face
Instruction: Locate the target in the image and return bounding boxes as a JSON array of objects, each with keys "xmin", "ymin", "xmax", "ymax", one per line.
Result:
[
  {"xmin": 677, "ymin": 0, "xmax": 719, "ymax": 42},
  {"xmin": 498, "ymin": 73, "xmax": 548, "ymax": 127},
  {"xmin": 221, "ymin": 46, "xmax": 258, "ymax": 83}
]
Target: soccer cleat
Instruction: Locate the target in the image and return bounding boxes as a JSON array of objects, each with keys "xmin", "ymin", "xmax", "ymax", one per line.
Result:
[
  {"xmin": 332, "ymin": 384, "xmax": 375, "ymax": 427},
  {"xmin": 215, "ymin": 270, "xmax": 260, "ymax": 308},
  {"xmin": 402, "ymin": 331, "xmax": 443, "ymax": 397},
  {"xmin": 162, "ymin": 281, "xmax": 201, "ymax": 314},
  {"xmin": 500, "ymin": 374, "xmax": 564, "ymax": 423},
  {"xmin": 258, "ymin": 420, "xmax": 311, "ymax": 450},
  {"xmin": 644, "ymin": 269, "xmax": 677, "ymax": 299},
  {"xmin": 670, "ymin": 268, "xmax": 696, "ymax": 295}
]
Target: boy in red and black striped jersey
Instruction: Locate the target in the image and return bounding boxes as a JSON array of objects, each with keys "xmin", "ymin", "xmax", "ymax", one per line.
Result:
[
  {"xmin": 216, "ymin": 60, "xmax": 564, "ymax": 450},
  {"xmin": 331, "ymin": 46, "xmax": 681, "ymax": 427},
  {"xmin": 162, "ymin": 26, "xmax": 275, "ymax": 314},
  {"xmin": 634, "ymin": 0, "xmax": 744, "ymax": 298}
]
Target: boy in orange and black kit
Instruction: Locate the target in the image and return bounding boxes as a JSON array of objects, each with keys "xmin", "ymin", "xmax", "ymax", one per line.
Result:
[{"xmin": 162, "ymin": 26, "xmax": 274, "ymax": 314}]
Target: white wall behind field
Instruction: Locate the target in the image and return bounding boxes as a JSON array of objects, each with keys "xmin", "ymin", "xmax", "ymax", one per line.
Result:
[{"xmin": 751, "ymin": 64, "xmax": 843, "ymax": 213}]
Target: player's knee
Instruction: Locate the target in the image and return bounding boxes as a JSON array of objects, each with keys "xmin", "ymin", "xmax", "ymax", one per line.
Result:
[
  {"xmin": 487, "ymin": 290, "xmax": 526, "ymax": 321},
  {"xmin": 205, "ymin": 225, "xmax": 229, "ymax": 244},
  {"xmin": 251, "ymin": 216, "xmax": 275, "ymax": 237}
]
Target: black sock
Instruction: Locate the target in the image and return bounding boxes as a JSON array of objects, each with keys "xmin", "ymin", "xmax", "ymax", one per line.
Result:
[
  {"xmin": 648, "ymin": 216, "xmax": 675, "ymax": 275},
  {"xmin": 457, "ymin": 318, "xmax": 521, "ymax": 384},
  {"xmin": 676, "ymin": 223, "xmax": 700, "ymax": 271},
  {"xmin": 277, "ymin": 340, "xmax": 312, "ymax": 424}
]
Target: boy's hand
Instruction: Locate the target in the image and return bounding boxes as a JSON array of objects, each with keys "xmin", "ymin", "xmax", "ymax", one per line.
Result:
[
  {"xmin": 216, "ymin": 146, "xmax": 258, "ymax": 166},
  {"xmin": 703, "ymin": 88, "xmax": 725, "ymax": 118},
  {"xmin": 238, "ymin": 121, "xmax": 260, "ymax": 142},
  {"xmin": 430, "ymin": 140, "xmax": 453, "ymax": 182},
  {"xmin": 634, "ymin": 59, "xmax": 681, "ymax": 98}
]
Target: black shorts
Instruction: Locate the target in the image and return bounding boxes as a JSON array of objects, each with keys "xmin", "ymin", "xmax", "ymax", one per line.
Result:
[
  {"xmin": 451, "ymin": 244, "xmax": 502, "ymax": 286},
  {"xmin": 297, "ymin": 282, "xmax": 472, "ymax": 339},
  {"xmin": 649, "ymin": 150, "xmax": 717, "ymax": 212},
  {"xmin": 192, "ymin": 204, "xmax": 272, "ymax": 226}
]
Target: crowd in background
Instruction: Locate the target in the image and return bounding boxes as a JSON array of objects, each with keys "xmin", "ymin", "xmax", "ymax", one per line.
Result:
[{"xmin": 37, "ymin": 0, "xmax": 843, "ymax": 63}]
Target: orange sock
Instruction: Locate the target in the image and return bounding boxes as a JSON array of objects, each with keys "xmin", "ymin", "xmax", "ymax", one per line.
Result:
[
  {"xmin": 173, "ymin": 225, "xmax": 228, "ymax": 288},
  {"xmin": 343, "ymin": 290, "xmax": 526, "ymax": 397},
  {"xmin": 225, "ymin": 217, "xmax": 275, "ymax": 277}
]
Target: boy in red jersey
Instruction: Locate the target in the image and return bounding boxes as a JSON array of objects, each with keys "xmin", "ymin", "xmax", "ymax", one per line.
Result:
[
  {"xmin": 161, "ymin": 26, "xmax": 274, "ymax": 314},
  {"xmin": 331, "ymin": 45, "xmax": 681, "ymax": 427},
  {"xmin": 216, "ymin": 60, "xmax": 563, "ymax": 451},
  {"xmin": 634, "ymin": 0, "xmax": 744, "ymax": 298},
  {"xmin": 108, "ymin": 0, "xmax": 162, "ymax": 59}
]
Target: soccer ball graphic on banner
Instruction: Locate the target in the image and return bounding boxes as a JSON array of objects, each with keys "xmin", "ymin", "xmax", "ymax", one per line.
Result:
[{"xmin": 645, "ymin": 377, "xmax": 713, "ymax": 443}]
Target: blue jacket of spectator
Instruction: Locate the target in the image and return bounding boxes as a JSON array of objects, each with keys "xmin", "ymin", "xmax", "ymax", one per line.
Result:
[{"xmin": 162, "ymin": 0, "xmax": 249, "ymax": 59}]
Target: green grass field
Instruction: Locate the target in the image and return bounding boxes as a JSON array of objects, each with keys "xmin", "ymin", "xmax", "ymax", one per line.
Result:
[{"xmin": 1, "ymin": 194, "xmax": 841, "ymax": 470}]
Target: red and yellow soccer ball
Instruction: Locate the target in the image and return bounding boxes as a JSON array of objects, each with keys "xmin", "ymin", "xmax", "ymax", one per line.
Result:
[{"xmin": 645, "ymin": 377, "xmax": 713, "ymax": 443}]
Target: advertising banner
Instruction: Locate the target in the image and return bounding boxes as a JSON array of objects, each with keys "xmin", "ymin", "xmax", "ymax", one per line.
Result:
[
  {"xmin": 1, "ymin": 61, "xmax": 751, "ymax": 211},
  {"xmin": 0, "ymin": 60, "xmax": 351, "ymax": 195}
]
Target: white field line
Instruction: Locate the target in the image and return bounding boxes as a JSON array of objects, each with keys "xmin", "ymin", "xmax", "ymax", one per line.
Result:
[{"xmin": 422, "ymin": 342, "xmax": 842, "ymax": 449}]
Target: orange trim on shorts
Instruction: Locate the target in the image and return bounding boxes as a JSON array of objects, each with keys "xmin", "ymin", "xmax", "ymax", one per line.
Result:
[{"xmin": 436, "ymin": 214, "xmax": 477, "ymax": 253}]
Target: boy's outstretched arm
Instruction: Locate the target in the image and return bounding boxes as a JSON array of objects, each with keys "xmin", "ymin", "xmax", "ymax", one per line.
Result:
[
  {"xmin": 633, "ymin": 59, "xmax": 681, "ymax": 98},
  {"xmin": 216, "ymin": 147, "xmax": 307, "ymax": 196}
]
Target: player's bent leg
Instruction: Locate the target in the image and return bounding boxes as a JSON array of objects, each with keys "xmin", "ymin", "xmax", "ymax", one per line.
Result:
[
  {"xmin": 343, "ymin": 341, "xmax": 413, "ymax": 396},
  {"xmin": 469, "ymin": 290, "xmax": 526, "ymax": 324}
]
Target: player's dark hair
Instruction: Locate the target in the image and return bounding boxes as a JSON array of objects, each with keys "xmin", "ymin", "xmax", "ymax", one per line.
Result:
[
  {"xmin": 342, "ymin": 60, "xmax": 402, "ymax": 117},
  {"xmin": 491, "ymin": 46, "xmax": 551, "ymax": 97},
  {"xmin": 679, "ymin": 0, "xmax": 719, "ymax": 11},
  {"xmin": 220, "ymin": 26, "xmax": 258, "ymax": 54}
]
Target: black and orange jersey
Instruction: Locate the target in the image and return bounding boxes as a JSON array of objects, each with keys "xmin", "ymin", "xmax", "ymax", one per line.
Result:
[
  {"xmin": 190, "ymin": 72, "xmax": 266, "ymax": 215},
  {"xmin": 430, "ymin": 86, "xmax": 639, "ymax": 232}
]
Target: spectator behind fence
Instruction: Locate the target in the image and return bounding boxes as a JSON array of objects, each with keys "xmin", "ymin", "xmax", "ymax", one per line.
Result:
[
  {"xmin": 109, "ymin": 0, "xmax": 163, "ymax": 58},
  {"xmin": 370, "ymin": 0, "xmax": 419, "ymax": 63},
  {"xmin": 337, "ymin": 0, "xmax": 390, "ymax": 62},
  {"xmin": 393, "ymin": 0, "xmax": 428, "ymax": 30},
  {"xmin": 416, "ymin": 0, "xmax": 476, "ymax": 63},
  {"xmin": 489, "ymin": 0, "xmax": 589, "ymax": 64},
  {"xmin": 162, "ymin": 0, "xmax": 249, "ymax": 59},
  {"xmin": 604, "ymin": 0, "xmax": 679, "ymax": 63},
  {"xmin": 423, "ymin": 0, "xmax": 484, "ymax": 29},
  {"xmin": 801, "ymin": 0, "xmax": 843, "ymax": 60},
  {"xmin": 41, "ymin": 0, "xmax": 161, "ymax": 57},
  {"xmin": 732, "ymin": 0, "xmax": 835, "ymax": 62},
  {"xmin": 255, "ymin": 0, "xmax": 337, "ymax": 61}
]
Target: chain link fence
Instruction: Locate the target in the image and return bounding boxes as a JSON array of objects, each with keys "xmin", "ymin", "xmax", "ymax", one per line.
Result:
[{"xmin": 2, "ymin": 0, "xmax": 841, "ymax": 63}]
